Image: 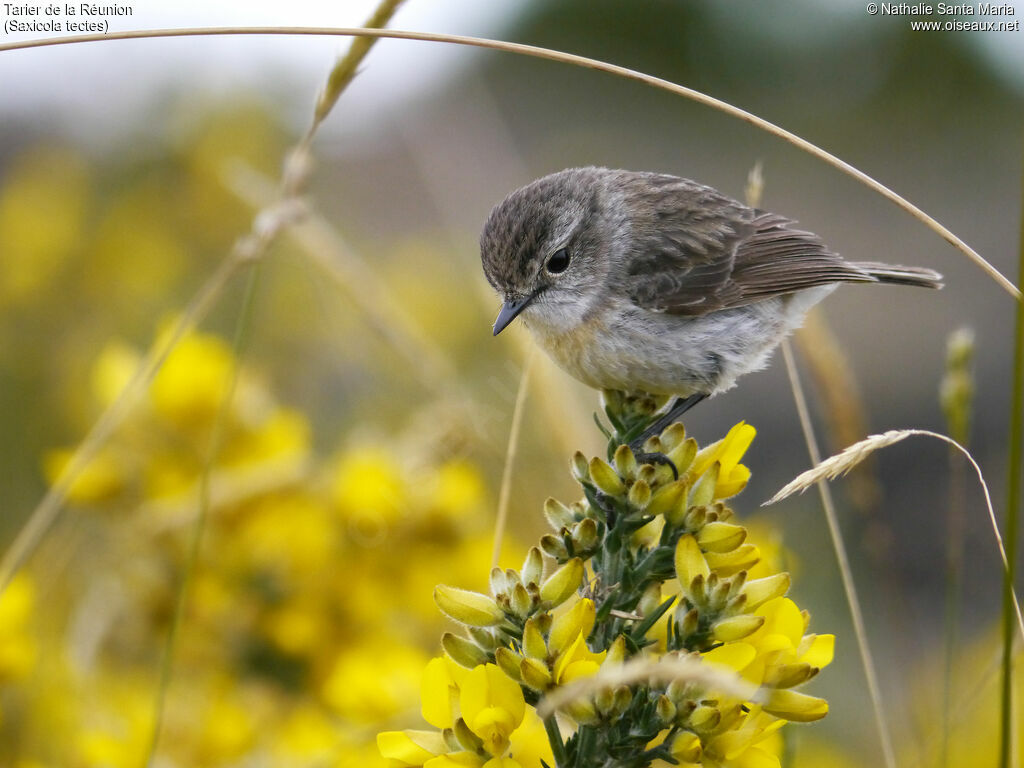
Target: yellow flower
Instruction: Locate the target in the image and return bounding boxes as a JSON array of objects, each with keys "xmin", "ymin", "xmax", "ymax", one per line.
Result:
[
  {"xmin": 90, "ymin": 341, "xmax": 140, "ymax": 407},
  {"xmin": 459, "ymin": 664, "xmax": 526, "ymax": 756},
  {"xmin": 149, "ymin": 330, "xmax": 235, "ymax": 427},
  {"xmin": 745, "ymin": 598, "xmax": 835, "ymax": 683},
  {"xmin": 551, "ymin": 632, "xmax": 606, "ymax": 685},
  {"xmin": 220, "ymin": 408, "xmax": 311, "ymax": 467},
  {"xmin": 505, "ymin": 706, "xmax": 555, "ymax": 768},
  {"xmin": 421, "ymin": 655, "xmax": 470, "ymax": 729},
  {"xmin": 332, "ymin": 448, "xmax": 407, "ymax": 527},
  {"xmin": 44, "ymin": 446, "xmax": 124, "ymax": 503},
  {"xmin": 377, "ymin": 730, "xmax": 449, "ymax": 767},
  {"xmin": 539, "ymin": 558, "xmax": 584, "ymax": 607},
  {"xmin": 323, "ymin": 641, "xmax": 429, "ymax": 724},
  {"xmin": 690, "ymin": 422, "xmax": 755, "ymax": 499},
  {"xmin": 434, "ymin": 585, "xmax": 505, "ymax": 627},
  {"xmin": 196, "ymin": 687, "xmax": 257, "ymax": 762},
  {"xmin": 0, "ymin": 575, "xmax": 36, "ymax": 681},
  {"xmin": 427, "ymin": 460, "xmax": 486, "ymax": 521},
  {"xmin": 675, "ymin": 534, "xmax": 710, "ymax": 592},
  {"xmin": 703, "ymin": 704, "xmax": 786, "ymax": 768}
]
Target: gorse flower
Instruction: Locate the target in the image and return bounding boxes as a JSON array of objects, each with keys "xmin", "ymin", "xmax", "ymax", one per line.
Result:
[
  {"xmin": 383, "ymin": 391, "xmax": 833, "ymax": 768},
  {"xmin": 12, "ymin": 327, "xmax": 506, "ymax": 766}
]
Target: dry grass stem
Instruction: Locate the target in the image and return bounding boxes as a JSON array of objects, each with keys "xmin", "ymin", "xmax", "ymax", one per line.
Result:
[
  {"xmin": 491, "ymin": 349, "xmax": 534, "ymax": 570},
  {"xmin": 1, "ymin": 26, "xmax": 1017, "ymax": 300},
  {"xmin": 766, "ymin": 426, "xmax": 1024, "ymax": 642},
  {"xmin": 0, "ymin": 255, "xmax": 245, "ymax": 594},
  {"xmin": 536, "ymin": 655, "xmax": 760, "ymax": 719},
  {"xmin": 312, "ymin": 0, "xmax": 407, "ymax": 130},
  {"xmin": 781, "ymin": 340, "xmax": 897, "ymax": 768},
  {"xmin": 225, "ymin": 162, "xmax": 464, "ymax": 400},
  {"xmin": 795, "ymin": 310, "xmax": 879, "ymax": 511}
]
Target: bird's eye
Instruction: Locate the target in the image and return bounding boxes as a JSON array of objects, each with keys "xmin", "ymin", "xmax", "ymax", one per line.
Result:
[{"xmin": 546, "ymin": 248, "xmax": 571, "ymax": 274}]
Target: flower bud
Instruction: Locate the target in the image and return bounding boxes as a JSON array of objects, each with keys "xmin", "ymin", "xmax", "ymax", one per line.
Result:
[
  {"xmin": 489, "ymin": 568, "xmax": 509, "ymax": 599},
  {"xmin": 642, "ymin": 436, "xmax": 664, "ymax": 455},
  {"xmin": 523, "ymin": 618, "xmax": 547, "ymax": 661},
  {"xmin": 521, "ymin": 547, "xmax": 544, "ymax": 587},
  {"xmin": 453, "ymin": 717, "xmax": 484, "ymax": 753},
  {"xmin": 612, "ymin": 685, "xmax": 633, "ymax": 717},
  {"xmin": 764, "ymin": 689, "xmax": 829, "ymax": 722},
  {"xmin": 550, "ymin": 598, "xmax": 596, "ymax": 654},
  {"xmin": 604, "ymin": 634, "xmax": 627, "ymax": 666},
  {"xmin": 638, "ymin": 583, "xmax": 661, "ymax": 618},
  {"xmin": 689, "ymin": 463, "xmax": 720, "ymax": 506},
  {"xmin": 565, "ymin": 698, "xmax": 600, "ymax": 726},
  {"xmin": 688, "ymin": 704, "xmax": 720, "ymax": 730},
  {"xmin": 543, "ymin": 497, "xmax": 575, "ymax": 530},
  {"xmin": 648, "ymin": 479, "xmax": 687, "ymax": 517},
  {"xmin": 666, "ymin": 678, "xmax": 693, "ymax": 704},
  {"xmin": 627, "ymin": 478, "xmax": 651, "ymax": 509},
  {"xmin": 540, "ymin": 558, "xmax": 584, "ymax": 606},
  {"xmin": 764, "ymin": 662, "xmax": 817, "ymax": 689},
  {"xmin": 494, "ymin": 647, "xmax": 523, "ymax": 681},
  {"xmin": 589, "ymin": 457, "xmax": 625, "ymax": 496},
  {"xmin": 656, "ymin": 694, "xmax": 677, "ymax": 725},
  {"xmin": 441, "ymin": 632, "xmax": 488, "ymax": 668},
  {"xmin": 594, "ymin": 686, "xmax": 615, "ymax": 717},
  {"xmin": 571, "ymin": 518, "xmax": 599, "ymax": 552},
  {"xmin": 668, "ymin": 437, "xmax": 698, "ymax": 477},
  {"xmin": 510, "ymin": 582, "xmax": 533, "ymax": 619},
  {"xmin": 675, "ymin": 534, "xmax": 710, "ymax": 590},
  {"xmin": 434, "ymin": 585, "xmax": 504, "ymax": 627},
  {"xmin": 571, "ymin": 451, "xmax": 590, "ymax": 482},
  {"xmin": 742, "ymin": 573, "xmax": 790, "ymax": 609},
  {"xmin": 684, "ymin": 505, "xmax": 708, "ymax": 530},
  {"xmin": 671, "ymin": 731, "xmax": 702, "ymax": 762},
  {"xmin": 539, "ymin": 534, "xmax": 569, "ymax": 560},
  {"xmin": 676, "ymin": 606, "xmax": 700, "ymax": 638},
  {"xmin": 520, "ymin": 657, "xmax": 552, "ymax": 691},
  {"xmin": 613, "ymin": 444, "xmax": 638, "ymax": 480},
  {"xmin": 705, "ymin": 544, "xmax": 761, "ymax": 576},
  {"xmin": 690, "ymin": 573, "xmax": 707, "ymax": 605},
  {"xmin": 696, "ymin": 521, "xmax": 746, "ymax": 553},
  {"xmin": 468, "ymin": 627, "xmax": 499, "ymax": 651},
  {"xmin": 659, "ymin": 422, "xmax": 686, "ymax": 451},
  {"xmin": 712, "ymin": 614, "xmax": 765, "ymax": 642}
]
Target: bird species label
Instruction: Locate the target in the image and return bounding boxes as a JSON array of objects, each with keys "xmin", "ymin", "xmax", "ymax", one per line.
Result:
[{"xmin": 2, "ymin": 3, "xmax": 132, "ymax": 34}]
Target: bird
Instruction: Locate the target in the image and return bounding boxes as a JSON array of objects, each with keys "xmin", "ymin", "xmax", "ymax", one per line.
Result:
[{"xmin": 479, "ymin": 166, "xmax": 942, "ymax": 436}]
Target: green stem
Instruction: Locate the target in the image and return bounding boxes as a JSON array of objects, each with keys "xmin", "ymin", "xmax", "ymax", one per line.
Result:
[
  {"xmin": 143, "ymin": 263, "xmax": 261, "ymax": 767},
  {"xmin": 998, "ymin": 152, "xmax": 1024, "ymax": 768},
  {"xmin": 544, "ymin": 714, "xmax": 567, "ymax": 768}
]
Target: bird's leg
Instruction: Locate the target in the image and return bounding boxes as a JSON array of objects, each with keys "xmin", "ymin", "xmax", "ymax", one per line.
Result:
[{"xmin": 628, "ymin": 393, "xmax": 709, "ymax": 478}]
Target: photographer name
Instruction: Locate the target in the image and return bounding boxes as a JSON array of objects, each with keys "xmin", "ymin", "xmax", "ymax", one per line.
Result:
[{"xmin": 878, "ymin": 2, "xmax": 1015, "ymax": 13}]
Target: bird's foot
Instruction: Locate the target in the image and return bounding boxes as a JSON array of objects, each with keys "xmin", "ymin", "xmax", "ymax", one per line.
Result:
[{"xmin": 629, "ymin": 393, "xmax": 709, "ymax": 449}]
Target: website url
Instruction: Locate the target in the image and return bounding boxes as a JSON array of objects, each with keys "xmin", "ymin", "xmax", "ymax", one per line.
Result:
[{"xmin": 910, "ymin": 17, "xmax": 1021, "ymax": 28}]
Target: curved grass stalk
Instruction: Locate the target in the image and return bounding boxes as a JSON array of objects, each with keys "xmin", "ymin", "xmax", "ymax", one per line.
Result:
[
  {"xmin": 766, "ymin": 424, "xmax": 1024, "ymax": 642},
  {"xmin": 0, "ymin": 26, "xmax": 1018, "ymax": 300}
]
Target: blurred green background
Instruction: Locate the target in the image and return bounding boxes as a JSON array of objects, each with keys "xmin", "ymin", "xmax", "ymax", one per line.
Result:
[{"xmin": 0, "ymin": 1, "xmax": 1022, "ymax": 765}]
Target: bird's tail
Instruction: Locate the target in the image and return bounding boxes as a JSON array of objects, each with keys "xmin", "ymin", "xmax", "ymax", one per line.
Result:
[{"xmin": 851, "ymin": 261, "xmax": 944, "ymax": 289}]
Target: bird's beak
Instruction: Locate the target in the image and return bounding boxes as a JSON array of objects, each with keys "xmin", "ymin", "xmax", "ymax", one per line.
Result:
[{"xmin": 492, "ymin": 292, "xmax": 537, "ymax": 336}]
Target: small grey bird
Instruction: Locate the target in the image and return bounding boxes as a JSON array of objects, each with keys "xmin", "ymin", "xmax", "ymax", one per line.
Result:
[{"xmin": 480, "ymin": 167, "xmax": 942, "ymax": 424}]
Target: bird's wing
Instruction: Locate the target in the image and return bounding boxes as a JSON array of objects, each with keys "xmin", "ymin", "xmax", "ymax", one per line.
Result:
[{"xmin": 620, "ymin": 178, "xmax": 874, "ymax": 316}]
